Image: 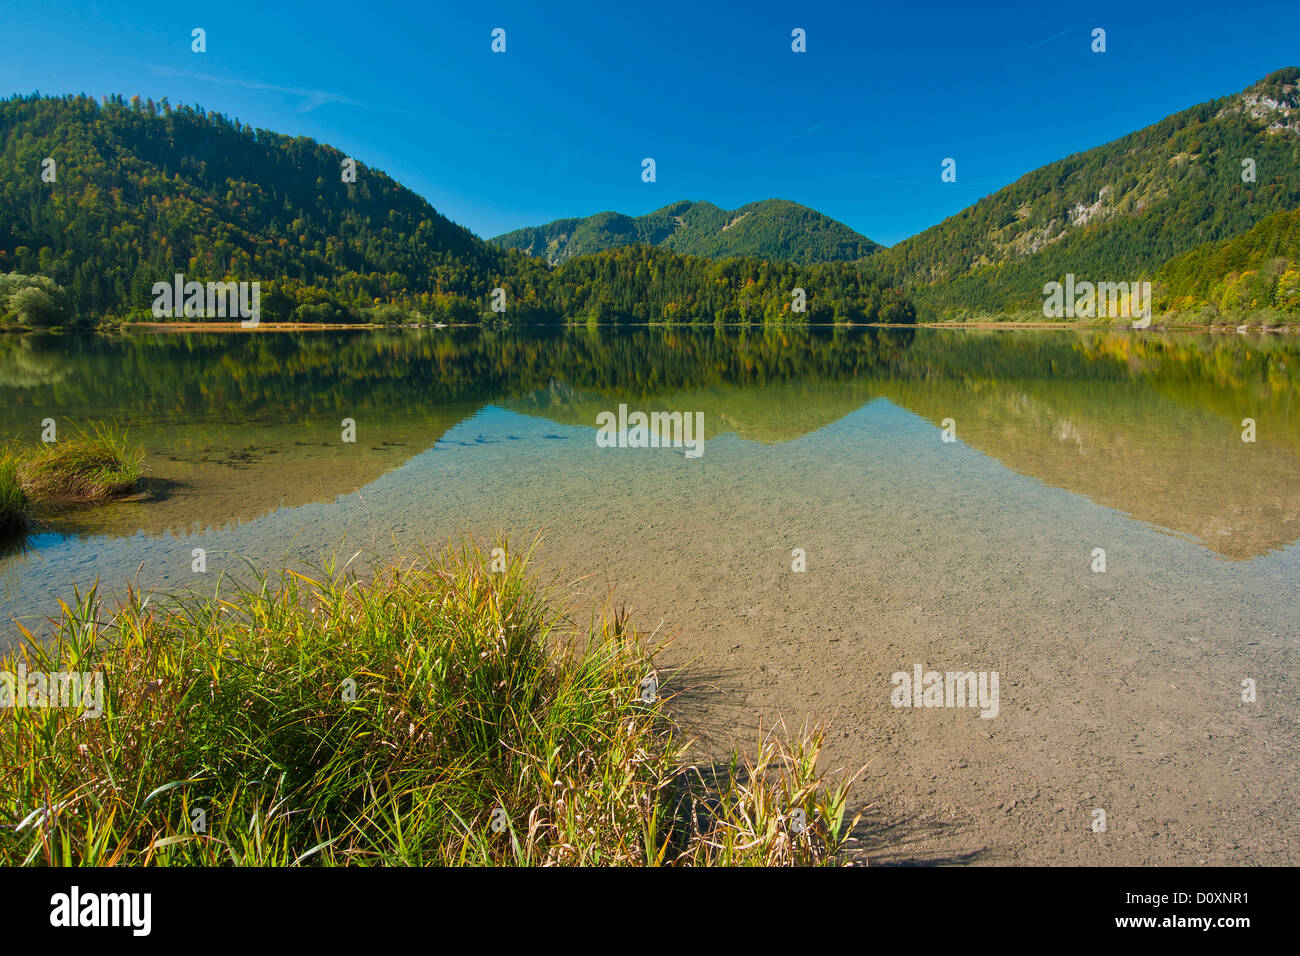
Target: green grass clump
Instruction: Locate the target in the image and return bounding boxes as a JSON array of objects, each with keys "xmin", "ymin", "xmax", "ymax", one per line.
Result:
[
  {"xmin": 0, "ymin": 447, "xmax": 27, "ymax": 535},
  {"xmin": 17, "ymin": 421, "xmax": 142, "ymax": 500},
  {"xmin": 0, "ymin": 538, "xmax": 863, "ymax": 866}
]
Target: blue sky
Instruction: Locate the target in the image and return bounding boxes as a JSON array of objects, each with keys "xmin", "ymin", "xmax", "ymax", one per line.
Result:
[{"xmin": 2, "ymin": 1, "xmax": 1297, "ymax": 245}]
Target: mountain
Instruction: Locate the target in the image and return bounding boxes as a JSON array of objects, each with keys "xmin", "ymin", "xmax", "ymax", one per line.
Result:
[
  {"xmin": 0, "ymin": 96, "xmax": 915, "ymax": 329},
  {"xmin": 871, "ymin": 67, "xmax": 1300, "ymax": 318},
  {"xmin": 492, "ymin": 199, "xmax": 879, "ymax": 265},
  {"xmin": 0, "ymin": 93, "xmax": 517, "ymax": 322},
  {"xmin": 0, "ymin": 95, "xmax": 912, "ymax": 326}
]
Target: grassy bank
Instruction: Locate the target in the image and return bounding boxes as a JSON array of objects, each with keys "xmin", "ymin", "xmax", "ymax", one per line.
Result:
[
  {"xmin": 0, "ymin": 422, "xmax": 143, "ymax": 539},
  {"xmin": 0, "ymin": 539, "xmax": 862, "ymax": 866},
  {"xmin": 16, "ymin": 421, "xmax": 143, "ymax": 500}
]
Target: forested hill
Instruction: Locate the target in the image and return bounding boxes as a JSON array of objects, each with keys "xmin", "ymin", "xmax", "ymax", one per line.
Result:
[
  {"xmin": 872, "ymin": 67, "xmax": 1300, "ymax": 318},
  {"xmin": 492, "ymin": 199, "xmax": 879, "ymax": 265},
  {"xmin": 0, "ymin": 92, "xmax": 516, "ymax": 319},
  {"xmin": 1156, "ymin": 203, "xmax": 1300, "ymax": 315},
  {"xmin": 0, "ymin": 94, "xmax": 913, "ymax": 326}
]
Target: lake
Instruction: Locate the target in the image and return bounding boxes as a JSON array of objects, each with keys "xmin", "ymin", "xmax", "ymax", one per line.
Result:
[{"xmin": 2, "ymin": 325, "xmax": 1297, "ymax": 863}]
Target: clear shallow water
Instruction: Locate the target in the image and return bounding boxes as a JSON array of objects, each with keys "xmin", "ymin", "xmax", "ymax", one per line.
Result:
[
  {"xmin": 8, "ymin": 324, "xmax": 1298, "ymax": 864},
  {"xmin": 2, "ymin": 325, "xmax": 1299, "ymax": 639}
]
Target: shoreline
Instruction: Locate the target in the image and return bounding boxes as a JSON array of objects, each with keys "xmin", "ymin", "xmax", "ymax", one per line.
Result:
[
  {"xmin": 127, "ymin": 321, "xmax": 392, "ymax": 332},
  {"xmin": 6, "ymin": 316, "xmax": 1300, "ymax": 334},
  {"xmin": 84, "ymin": 319, "xmax": 1300, "ymax": 334}
]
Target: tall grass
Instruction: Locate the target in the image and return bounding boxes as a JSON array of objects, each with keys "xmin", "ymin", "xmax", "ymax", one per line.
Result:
[
  {"xmin": 17, "ymin": 420, "xmax": 142, "ymax": 500},
  {"xmin": 0, "ymin": 447, "xmax": 27, "ymax": 535},
  {"xmin": 0, "ymin": 539, "xmax": 863, "ymax": 866}
]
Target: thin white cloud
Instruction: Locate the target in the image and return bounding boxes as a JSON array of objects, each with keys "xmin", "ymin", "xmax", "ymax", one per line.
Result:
[
  {"xmin": 758, "ymin": 120, "xmax": 832, "ymax": 153},
  {"xmin": 148, "ymin": 65, "xmax": 357, "ymax": 112},
  {"xmin": 1011, "ymin": 19, "xmax": 1095, "ymax": 55}
]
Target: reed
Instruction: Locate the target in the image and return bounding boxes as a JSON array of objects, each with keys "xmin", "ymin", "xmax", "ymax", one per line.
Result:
[
  {"xmin": 0, "ymin": 538, "xmax": 862, "ymax": 866},
  {"xmin": 0, "ymin": 447, "xmax": 27, "ymax": 535}
]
